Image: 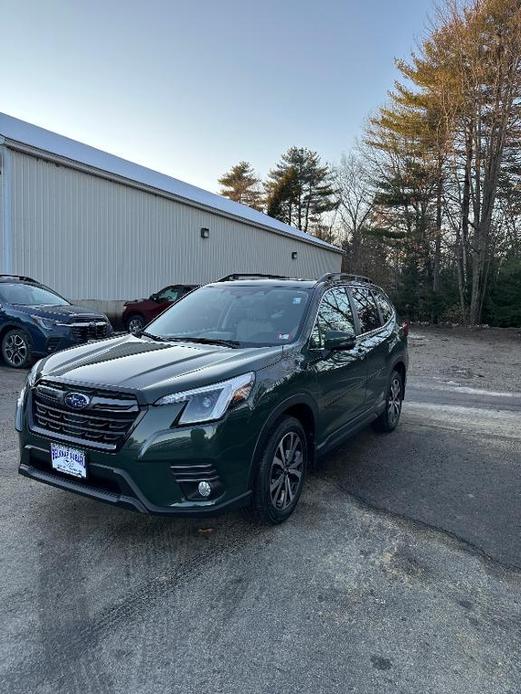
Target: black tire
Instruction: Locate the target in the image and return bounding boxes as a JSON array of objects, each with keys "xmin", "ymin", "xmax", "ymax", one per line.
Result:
[
  {"xmin": 126, "ymin": 314, "xmax": 145, "ymax": 334},
  {"xmin": 251, "ymin": 416, "xmax": 308, "ymax": 525},
  {"xmin": 1, "ymin": 329, "xmax": 32, "ymax": 369},
  {"xmin": 373, "ymin": 369, "xmax": 403, "ymax": 433}
]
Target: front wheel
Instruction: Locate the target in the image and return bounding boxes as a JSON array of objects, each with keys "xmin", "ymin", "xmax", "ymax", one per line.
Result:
[
  {"xmin": 251, "ymin": 416, "xmax": 308, "ymax": 525},
  {"xmin": 2, "ymin": 329, "xmax": 32, "ymax": 368},
  {"xmin": 373, "ymin": 369, "xmax": 403, "ymax": 433},
  {"xmin": 126, "ymin": 314, "xmax": 145, "ymax": 334}
]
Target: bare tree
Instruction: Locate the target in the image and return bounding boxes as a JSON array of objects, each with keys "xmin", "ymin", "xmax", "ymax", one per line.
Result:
[{"xmin": 334, "ymin": 151, "xmax": 374, "ymax": 270}]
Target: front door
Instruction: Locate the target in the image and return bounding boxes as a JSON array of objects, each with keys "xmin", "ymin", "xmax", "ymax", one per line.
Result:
[
  {"xmin": 148, "ymin": 286, "xmax": 182, "ymax": 321},
  {"xmin": 306, "ymin": 287, "xmax": 367, "ymax": 442}
]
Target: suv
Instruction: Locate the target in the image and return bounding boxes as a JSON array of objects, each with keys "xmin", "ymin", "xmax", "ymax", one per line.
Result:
[
  {"xmin": 17, "ymin": 273, "xmax": 408, "ymax": 524},
  {"xmin": 0, "ymin": 275, "xmax": 112, "ymax": 369},
  {"xmin": 122, "ymin": 284, "xmax": 198, "ymax": 333}
]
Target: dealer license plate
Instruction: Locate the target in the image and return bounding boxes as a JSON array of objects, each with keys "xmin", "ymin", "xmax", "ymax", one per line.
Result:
[{"xmin": 50, "ymin": 443, "xmax": 87, "ymax": 479}]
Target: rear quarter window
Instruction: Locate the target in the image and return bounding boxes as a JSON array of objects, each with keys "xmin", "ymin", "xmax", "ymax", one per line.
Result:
[
  {"xmin": 350, "ymin": 287, "xmax": 382, "ymax": 333},
  {"xmin": 373, "ymin": 290, "xmax": 394, "ymax": 324}
]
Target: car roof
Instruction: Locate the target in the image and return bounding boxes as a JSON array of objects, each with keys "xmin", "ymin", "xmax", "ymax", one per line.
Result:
[
  {"xmin": 208, "ymin": 278, "xmax": 318, "ymax": 290},
  {"xmin": 206, "ymin": 273, "xmax": 382, "ymax": 292},
  {"xmin": 0, "ymin": 274, "xmax": 39, "ymax": 284}
]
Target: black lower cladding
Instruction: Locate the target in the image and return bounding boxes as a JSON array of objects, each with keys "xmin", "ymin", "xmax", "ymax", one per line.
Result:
[
  {"xmin": 170, "ymin": 463, "xmax": 224, "ymax": 500},
  {"xmin": 45, "ymin": 337, "xmax": 62, "ymax": 352},
  {"xmin": 31, "ymin": 380, "xmax": 140, "ymax": 449}
]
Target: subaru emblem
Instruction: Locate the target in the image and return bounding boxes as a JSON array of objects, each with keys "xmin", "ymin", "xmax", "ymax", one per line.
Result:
[{"xmin": 64, "ymin": 392, "xmax": 91, "ymax": 410}]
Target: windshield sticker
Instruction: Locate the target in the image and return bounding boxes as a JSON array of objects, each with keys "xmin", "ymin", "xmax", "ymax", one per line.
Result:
[
  {"xmin": 292, "ymin": 297, "xmax": 302, "ymax": 304},
  {"xmin": 278, "ymin": 333, "xmax": 290, "ymax": 340}
]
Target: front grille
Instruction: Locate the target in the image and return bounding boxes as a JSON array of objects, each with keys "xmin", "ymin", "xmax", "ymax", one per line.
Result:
[
  {"xmin": 71, "ymin": 321, "xmax": 109, "ymax": 341},
  {"xmin": 31, "ymin": 381, "xmax": 140, "ymax": 450}
]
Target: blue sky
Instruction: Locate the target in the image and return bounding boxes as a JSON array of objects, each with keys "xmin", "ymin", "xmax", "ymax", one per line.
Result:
[{"xmin": 1, "ymin": 0, "xmax": 433, "ymax": 192}]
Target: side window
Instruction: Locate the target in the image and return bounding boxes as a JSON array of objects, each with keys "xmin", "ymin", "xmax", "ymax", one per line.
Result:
[
  {"xmin": 310, "ymin": 287, "xmax": 355, "ymax": 348},
  {"xmin": 373, "ymin": 290, "xmax": 394, "ymax": 324},
  {"xmin": 158, "ymin": 287, "xmax": 180, "ymax": 301},
  {"xmin": 350, "ymin": 287, "xmax": 382, "ymax": 333}
]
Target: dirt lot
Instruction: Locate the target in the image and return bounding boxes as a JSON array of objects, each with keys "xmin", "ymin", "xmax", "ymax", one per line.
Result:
[
  {"xmin": 1, "ymin": 328, "xmax": 520, "ymax": 694},
  {"xmin": 408, "ymin": 325, "xmax": 521, "ymax": 392}
]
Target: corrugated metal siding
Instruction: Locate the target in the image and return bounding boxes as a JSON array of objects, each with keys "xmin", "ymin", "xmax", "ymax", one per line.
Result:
[
  {"xmin": 10, "ymin": 150, "xmax": 341, "ymax": 300},
  {"xmin": 0, "ymin": 146, "xmax": 4, "ymax": 270}
]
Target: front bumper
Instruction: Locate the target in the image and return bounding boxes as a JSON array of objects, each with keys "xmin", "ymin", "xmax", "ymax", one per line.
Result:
[
  {"xmin": 18, "ymin": 454, "xmax": 251, "ymax": 516},
  {"xmin": 18, "ymin": 397, "xmax": 258, "ymax": 516}
]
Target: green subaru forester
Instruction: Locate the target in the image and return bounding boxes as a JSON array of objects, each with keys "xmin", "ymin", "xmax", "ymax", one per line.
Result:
[{"xmin": 17, "ymin": 273, "xmax": 408, "ymax": 524}]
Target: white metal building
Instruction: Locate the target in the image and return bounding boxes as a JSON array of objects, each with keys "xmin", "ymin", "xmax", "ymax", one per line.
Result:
[{"xmin": 0, "ymin": 113, "xmax": 342, "ymax": 317}]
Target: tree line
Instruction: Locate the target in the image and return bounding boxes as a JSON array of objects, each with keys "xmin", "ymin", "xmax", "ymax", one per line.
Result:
[
  {"xmin": 218, "ymin": 0, "xmax": 521, "ymax": 327},
  {"xmin": 218, "ymin": 148, "xmax": 337, "ymax": 234}
]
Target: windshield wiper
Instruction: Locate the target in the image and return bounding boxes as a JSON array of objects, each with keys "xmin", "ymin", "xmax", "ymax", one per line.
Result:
[
  {"xmin": 140, "ymin": 331, "xmax": 168, "ymax": 342},
  {"xmin": 165, "ymin": 336, "xmax": 241, "ymax": 349}
]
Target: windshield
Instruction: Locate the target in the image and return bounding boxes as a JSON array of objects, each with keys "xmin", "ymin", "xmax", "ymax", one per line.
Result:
[
  {"xmin": 0, "ymin": 283, "xmax": 70, "ymax": 306},
  {"xmin": 146, "ymin": 284, "xmax": 312, "ymax": 347}
]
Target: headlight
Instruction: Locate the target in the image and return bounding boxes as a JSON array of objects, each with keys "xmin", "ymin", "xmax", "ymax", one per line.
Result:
[
  {"xmin": 155, "ymin": 372, "xmax": 255, "ymax": 425},
  {"xmin": 27, "ymin": 360, "xmax": 42, "ymax": 386},
  {"xmin": 15, "ymin": 361, "xmax": 41, "ymax": 431},
  {"xmin": 15, "ymin": 385, "xmax": 28, "ymax": 432},
  {"xmin": 31, "ymin": 315, "xmax": 57, "ymax": 330}
]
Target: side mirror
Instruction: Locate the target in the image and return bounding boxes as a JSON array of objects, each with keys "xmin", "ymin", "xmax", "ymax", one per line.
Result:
[
  {"xmin": 150, "ymin": 293, "xmax": 159, "ymax": 302},
  {"xmin": 324, "ymin": 330, "xmax": 356, "ymax": 351}
]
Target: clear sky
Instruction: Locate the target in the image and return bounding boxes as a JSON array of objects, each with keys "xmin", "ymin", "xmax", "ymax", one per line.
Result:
[{"xmin": 1, "ymin": 0, "xmax": 433, "ymax": 192}]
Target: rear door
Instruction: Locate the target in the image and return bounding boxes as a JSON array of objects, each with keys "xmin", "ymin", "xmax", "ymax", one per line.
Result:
[
  {"xmin": 348, "ymin": 286, "xmax": 388, "ymax": 406},
  {"xmin": 307, "ymin": 287, "xmax": 367, "ymax": 441}
]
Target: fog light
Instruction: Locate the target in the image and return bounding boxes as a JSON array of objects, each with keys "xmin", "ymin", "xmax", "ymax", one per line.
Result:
[{"xmin": 198, "ymin": 481, "xmax": 212, "ymax": 497}]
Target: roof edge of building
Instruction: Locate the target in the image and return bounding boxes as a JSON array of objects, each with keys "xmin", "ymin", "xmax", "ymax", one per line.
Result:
[{"xmin": 0, "ymin": 113, "xmax": 343, "ymax": 255}]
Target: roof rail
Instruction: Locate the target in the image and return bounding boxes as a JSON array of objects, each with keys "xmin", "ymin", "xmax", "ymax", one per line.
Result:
[
  {"xmin": 217, "ymin": 273, "xmax": 290, "ymax": 282},
  {"xmin": 318, "ymin": 272, "xmax": 373, "ymax": 285},
  {"xmin": 0, "ymin": 274, "xmax": 37, "ymax": 283}
]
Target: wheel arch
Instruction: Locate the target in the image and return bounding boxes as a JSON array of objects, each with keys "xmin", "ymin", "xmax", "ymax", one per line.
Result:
[
  {"xmin": 390, "ymin": 358, "xmax": 407, "ymax": 393},
  {"xmin": 124, "ymin": 312, "xmax": 146, "ymax": 328},
  {"xmin": 249, "ymin": 394, "xmax": 318, "ymax": 486},
  {"xmin": 0, "ymin": 321, "xmax": 32, "ymax": 345},
  {"xmin": 0, "ymin": 322, "xmax": 22, "ymax": 341}
]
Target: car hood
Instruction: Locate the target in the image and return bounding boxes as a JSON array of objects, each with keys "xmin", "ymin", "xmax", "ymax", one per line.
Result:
[
  {"xmin": 15, "ymin": 303, "xmax": 108, "ymax": 322},
  {"xmin": 35, "ymin": 334, "xmax": 284, "ymax": 404}
]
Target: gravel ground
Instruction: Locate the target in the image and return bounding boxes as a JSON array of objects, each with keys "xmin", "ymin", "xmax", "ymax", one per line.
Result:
[
  {"xmin": 1, "ymin": 329, "xmax": 520, "ymax": 693},
  {"xmin": 408, "ymin": 326, "xmax": 521, "ymax": 392}
]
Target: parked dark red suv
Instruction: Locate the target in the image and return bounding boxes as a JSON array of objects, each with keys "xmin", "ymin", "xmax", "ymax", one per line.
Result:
[{"xmin": 122, "ymin": 284, "xmax": 197, "ymax": 333}]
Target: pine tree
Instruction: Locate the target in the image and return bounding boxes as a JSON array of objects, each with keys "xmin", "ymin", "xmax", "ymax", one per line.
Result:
[
  {"xmin": 218, "ymin": 161, "xmax": 263, "ymax": 210},
  {"xmin": 365, "ymin": 0, "xmax": 521, "ymax": 324},
  {"xmin": 265, "ymin": 147, "xmax": 337, "ymax": 232}
]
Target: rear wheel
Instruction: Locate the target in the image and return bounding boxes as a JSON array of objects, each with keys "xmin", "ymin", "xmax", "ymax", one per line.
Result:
[
  {"xmin": 2, "ymin": 329, "xmax": 32, "ymax": 368},
  {"xmin": 373, "ymin": 369, "xmax": 403, "ymax": 432},
  {"xmin": 251, "ymin": 416, "xmax": 307, "ymax": 525},
  {"xmin": 126, "ymin": 314, "xmax": 145, "ymax": 334}
]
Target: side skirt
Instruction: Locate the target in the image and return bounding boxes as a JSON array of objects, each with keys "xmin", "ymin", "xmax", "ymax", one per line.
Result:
[{"xmin": 315, "ymin": 407, "xmax": 381, "ymax": 459}]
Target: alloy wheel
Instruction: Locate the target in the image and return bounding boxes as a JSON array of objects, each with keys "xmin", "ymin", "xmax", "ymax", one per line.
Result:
[
  {"xmin": 269, "ymin": 431, "xmax": 304, "ymax": 511},
  {"xmin": 128, "ymin": 317, "xmax": 144, "ymax": 334},
  {"xmin": 4, "ymin": 333, "xmax": 28, "ymax": 367},
  {"xmin": 387, "ymin": 375, "xmax": 402, "ymax": 426}
]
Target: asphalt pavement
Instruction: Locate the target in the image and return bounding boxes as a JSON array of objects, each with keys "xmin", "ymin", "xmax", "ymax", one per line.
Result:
[{"xmin": 1, "ymin": 362, "xmax": 520, "ymax": 693}]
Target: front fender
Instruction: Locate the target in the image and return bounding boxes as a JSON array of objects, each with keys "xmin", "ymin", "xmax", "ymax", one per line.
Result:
[{"xmin": 249, "ymin": 391, "xmax": 319, "ymax": 487}]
